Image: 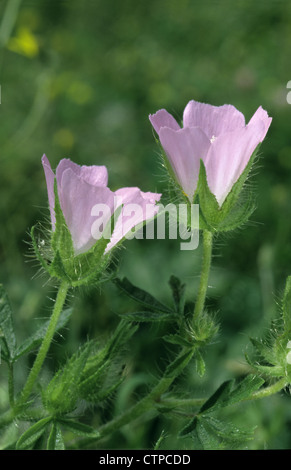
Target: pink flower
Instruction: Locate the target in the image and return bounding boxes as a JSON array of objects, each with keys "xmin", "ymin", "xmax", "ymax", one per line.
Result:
[
  {"xmin": 149, "ymin": 100, "xmax": 272, "ymax": 206},
  {"xmin": 42, "ymin": 156, "xmax": 161, "ymax": 255}
]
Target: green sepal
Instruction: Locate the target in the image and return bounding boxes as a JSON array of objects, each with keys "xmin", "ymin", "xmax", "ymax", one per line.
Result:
[
  {"xmin": 50, "ymin": 250, "xmax": 72, "ymax": 282},
  {"xmin": 42, "ymin": 343, "xmax": 92, "ymax": 415},
  {"xmin": 249, "ymin": 337, "xmax": 276, "ymax": 365},
  {"xmin": 163, "ymin": 334, "xmax": 194, "ymax": 349},
  {"xmin": 195, "ymin": 350, "xmax": 206, "ymax": 377},
  {"xmin": 245, "ymin": 353, "xmax": 284, "ymax": 377},
  {"xmin": 16, "ymin": 417, "xmax": 52, "ymax": 450},
  {"xmin": 32, "ymin": 182, "xmax": 123, "ymax": 286},
  {"xmin": 30, "ymin": 225, "xmax": 51, "ymax": 273},
  {"xmin": 195, "ymin": 160, "xmax": 220, "ymax": 231}
]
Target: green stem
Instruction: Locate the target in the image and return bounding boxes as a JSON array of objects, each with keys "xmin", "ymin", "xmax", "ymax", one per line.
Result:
[
  {"xmin": 69, "ymin": 232, "xmax": 214, "ymax": 449},
  {"xmin": 18, "ymin": 281, "xmax": 69, "ymax": 406},
  {"xmin": 157, "ymin": 397, "xmax": 206, "ymax": 409},
  {"xmin": 69, "ymin": 350, "xmax": 195, "ymax": 449},
  {"xmin": 248, "ymin": 377, "xmax": 288, "ymax": 401},
  {"xmin": 193, "ymin": 229, "xmax": 213, "ymax": 320},
  {"xmin": 8, "ymin": 362, "xmax": 15, "ymax": 407}
]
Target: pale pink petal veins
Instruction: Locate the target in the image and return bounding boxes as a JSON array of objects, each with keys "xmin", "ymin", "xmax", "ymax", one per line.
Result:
[
  {"xmin": 149, "ymin": 109, "xmax": 181, "ymax": 134},
  {"xmin": 205, "ymin": 120, "xmax": 266, "ymax": 206},
  {"xmin": 59, "ymin": 168, "xmax": 115, "ymax": 254},
  {"xmin": 183, "ymin": 100, "xmax": 245, "ymax": 139},
  {"xmin": 159, "ymin": 126, "xmax": 211, "ymax": 200},
  {"xmin": 41, "ymin": 154, "xmax": 56, "ymax": 229}
]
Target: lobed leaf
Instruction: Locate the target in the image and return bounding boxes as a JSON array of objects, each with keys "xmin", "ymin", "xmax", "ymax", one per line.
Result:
[{"xmin": 114, "ymin": 277, "xmax": 173, "ymax": 313}]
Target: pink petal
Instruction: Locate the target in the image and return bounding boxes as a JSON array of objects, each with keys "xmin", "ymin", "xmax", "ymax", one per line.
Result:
[
  {"xmin": 149, "ymin": 109, "xmax": 180, "ymax": 134},
  {"xmin": 106, "ymin": 188, "xmax": 161, "ymax": 251},
  {"xmin": 183, "ymin": 100, "xmax": 245, "ymax": 139},
  {"xmin": 247, "ymin": 106, "xmax": 272, "ymax": 141},
  {"xmin": 41, "ymin": 155, "xmax": 56, "ymax": 229},
  {"xmin": 205, "ymin": 120, "xmax": 266, "ymax": 206},
  {"xmin": 56, "ymin": 158, "xmax": 108, "ymax": 188},
  {"xmin": 79, "ymin": 165, "xmax": 108, "ymax": 186},
  {"xmin": 59, "ymin": 168, "xmax": 115, "ymax": 254},
  {"xmin": 159, "ymin": 126, "xmax": 211, "ymax": 200}
]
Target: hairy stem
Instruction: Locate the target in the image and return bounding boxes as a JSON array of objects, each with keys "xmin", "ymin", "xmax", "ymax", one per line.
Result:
[
  {"xmin": 193, "ymin": 229, "xmax": 213, "ymax": 320},
  {"xmin": 18, "ymin": 281, "xmax": 69, "ymax": 406},
  {"xmin": 69, "ymin": 349, "xmax": 196, "ymax": 449},
  {"xmin": 249, "ymin": 377, "xmax": 288, "ymax": 401}
]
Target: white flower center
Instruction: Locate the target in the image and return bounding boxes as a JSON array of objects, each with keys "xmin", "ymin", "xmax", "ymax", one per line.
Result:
[{"xmin": 210, "ymin": 135, "xmax": 216, "ymax": 143}]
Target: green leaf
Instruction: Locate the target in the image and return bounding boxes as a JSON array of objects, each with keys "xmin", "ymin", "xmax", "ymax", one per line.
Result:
[
  {"xmin": 114, "ymin": 277, "xmax": 173, "ymax": 313},
  {"xmin": 180, "ymin": 416, "xmax": 199, "ymax": 437},
  {"xmin": 182, "ymin": 415, "xmax": 254, "ymax": 449},
  {"xmin": 57, "ymin": 419, "xmax": 99, "ymax": 438},
  {"xmin": 204, "ymin": 416, "xmax": 255, "ymax": 447},
  {"xmin": 168, "ymin": 275, "xmax": 186, "ymax": 315},
  {"xmin": 165, "ymin": 348, "xmax": 194, "ymax": 378},
  {"xmin": 225, "ymin": 375, "xmax": 265, "ymax": 407},
  {"xmin": 200, "ymin": 375, "xmax": 265, "ymax": 415},
  {"xmin": 195, "ymin": 419, "xmax": 223, "ymax": 450},
  {"xmin": 0, "ymin": 284, "xmax": 16, "ymax": 362},
  {"xmin": 13, "ymin": 308, "xmax": 73, "ymax": 362},
  {"xmin": 47, "ymin": 422, "xmax": 65, "ymax": 450},
  {"xmin": 118, "ymin": 311, "xmax": 179, "ymax": 323},
  {"xmin": 199, "ymin": 380, "xmax": 234, "ymax": 414},
  {"xmin": 16, "ymin": 417, "xmax": 52, "ymax": 450}
]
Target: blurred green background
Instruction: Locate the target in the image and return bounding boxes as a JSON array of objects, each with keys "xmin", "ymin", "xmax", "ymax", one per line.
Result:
[{"xmin": 1, "ymin": 0, "xmax": 291, "ymax": 449}]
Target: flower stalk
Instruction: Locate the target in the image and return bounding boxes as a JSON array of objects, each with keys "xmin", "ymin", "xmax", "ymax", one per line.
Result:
[
  {"xmin": 193, "ymin": 229, "xmax": 213, "ymax": 321},
  {"xmin": 18, "ymin": 281, "xmax": 69, "ymax": 406}
]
